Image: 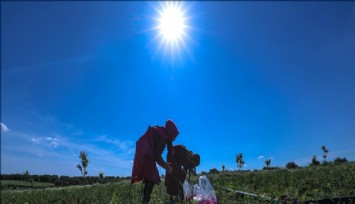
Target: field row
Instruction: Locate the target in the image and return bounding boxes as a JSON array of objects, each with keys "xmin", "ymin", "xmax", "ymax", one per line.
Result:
[{"xmin": 1, "ymin": 163, "xmax": 355, "ymax": 203}]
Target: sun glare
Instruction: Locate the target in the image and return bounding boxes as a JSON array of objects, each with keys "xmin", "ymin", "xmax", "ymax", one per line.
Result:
[
  {"xmin": 153, "ymin": 1, "xmax": 191, "ymax": 58},
  {"xmin": 158, "ymin": 3, "xmax": 186, "ymax": 43}
]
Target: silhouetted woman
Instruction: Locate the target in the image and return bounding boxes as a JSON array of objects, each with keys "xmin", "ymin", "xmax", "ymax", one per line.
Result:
[{"xmin": 131, "ymin": 119, "xmax": 179, "ymax": 204}]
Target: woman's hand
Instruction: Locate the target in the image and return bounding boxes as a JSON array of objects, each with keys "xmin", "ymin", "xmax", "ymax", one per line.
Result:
[{"xmin": 164, "ymin": 162, "xmax": 173, "ymax": 174}]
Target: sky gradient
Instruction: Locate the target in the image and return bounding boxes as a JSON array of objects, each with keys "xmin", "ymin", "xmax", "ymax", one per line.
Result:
[{"xmin": 1, "ymin": 1, "xmax": 355, "ymax": 177}]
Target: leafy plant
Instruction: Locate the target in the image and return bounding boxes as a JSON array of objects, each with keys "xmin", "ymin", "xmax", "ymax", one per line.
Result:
[
  {"xmin": 76, "ymin": 151, "xmax": 89, "ymax": 177},
  {"xmin": 265, "ymin": 159, "xmax": 271, "ymax": 169},
  {"xmin": 321, "ymin": 145, "xmax": 329, "ymax": 162},
  {"xmin": 311, "ymin": 155, "xmax": 320, "ymax": 166},
  {"xmin": 236, "ymin": 153, "xmax": 245, "ymax": 171}
]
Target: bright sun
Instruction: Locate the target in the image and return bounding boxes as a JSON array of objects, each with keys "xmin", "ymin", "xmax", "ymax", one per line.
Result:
[
  {"xmin": 158, "ymin": 2, "xmax": 186, "ymax": 43},
  {"xmin": 153, "ymin": 1, "xmax": 191, "ymax": 57}
]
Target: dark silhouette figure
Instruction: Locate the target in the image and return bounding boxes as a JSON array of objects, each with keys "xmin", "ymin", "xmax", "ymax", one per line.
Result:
[
  {"xmin": 165, "ymin": 145, "xmax": 200, "ymax": 202},
  {"xmin": 131, "ymin": 119, "xmax": 179, "ymax": 204}
]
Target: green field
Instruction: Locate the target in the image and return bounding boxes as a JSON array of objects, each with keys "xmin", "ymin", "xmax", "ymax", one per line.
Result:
[
  {"xmin": 1, "ymin": 163, "xmax": 355, "ymax": 203},
  {"xmin": 1, "ymin": 180, "xmax": 55, "ymax": 190}
]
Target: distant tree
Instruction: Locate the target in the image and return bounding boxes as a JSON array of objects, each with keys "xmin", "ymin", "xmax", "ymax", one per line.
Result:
[
  {"xmin": 286, "ymin": 161, "xmax": 299, "ymax": 169},
  {"xmin": 333, "ymin": 157, "xmax": 348, "ymax": 165},
  {"xmin": 321, "ymin": 145, "xmax": 329, "ymax": 162},
  {"xmin": 77, "ymin": 151, "xmax": 89, "ymax": 177},
  {"xmin": 222, "ymin": 164, "xmax": 225, "ymax": 172},
  {"xmin": 23, "ymin": 171, "xmax": 34, "ymax": 186},
  {"xmin": 311, "ymin": 155, "xmax": 320, "ymax": 166},
  {"xmin": 209, "ymin": 168, "xmax": 219, "ymax": 174},
  {"xmin": 23, "ymin": 170, "xmax": 30, "ymax": 182},
  {"xmin": 55, "ymin": 179, "xmax": 62, "ymax": 187},
  {"xmin": 236, "ymin": 153, "xmax": 245, "ymax": 171},
  {"xmin": 98, "ymin": 172, "xmax": 104, "ymax": 183},
  {"xmin": 265, "ymin": 159, "xmax": 271, "ymax": 169},
  {"xmin": 99, "ymin": 171, "xmax": 104, "ymax": 178}
]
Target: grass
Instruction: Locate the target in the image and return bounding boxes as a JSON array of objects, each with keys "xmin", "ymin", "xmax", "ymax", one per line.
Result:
[
  {"xmin": 209, "ymin": 163, "xmax": 355, "ymax": 203},
  {"xmin": 1, "ymin": 180, "xmax": 170, "ymax": 204},
  {"xmin": 1, "ymin": 163, "xmax": 355, "ymax": 203}
]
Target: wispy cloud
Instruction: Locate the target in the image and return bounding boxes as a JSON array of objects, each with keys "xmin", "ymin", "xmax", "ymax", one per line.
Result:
[
  {"xmin": 257, "ymin": 155, "xmax": 264, "ymax": 160},
  {"xmin": 30, "ymin": 136, "xmax": 60, "ymax": 148},
  {"xmin": 49, "ymin": 141, "xmax": 60, "ymax": 148},
  {"xmin": 1, "ymin": 110, "xmax": 136, "ymax": 176},
  {"xmin": 327, "ymin": 148, "xmax": 355, "ymax": 159},
  {"xmin": 293, "ymin": 148, "xmax": 355, "ymax": 166},
  {"xmin": 96, "ymin": 134, "xmax": 134, "ymax": 153},
  {"xmin": 46, "ymin": 137, "xmax": 60, "ymax": 148},
  {"xmin": 1, "ymin": 122, "xmax": 10, "ymax": 132},
  {"xmin": 31, "ymin": 138, "xmax": 40, "ymax": 145},
  {"xmin": 4, "ymin": 129, "xmax": 135, "ymax": 176}
]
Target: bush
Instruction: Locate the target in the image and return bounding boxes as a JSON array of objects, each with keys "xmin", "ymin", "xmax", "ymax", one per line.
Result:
[
  {"xmin": 322, "ymin": 160, "xmax": 331, "ymax": 166},
  {"xmin": 310, "ymin": 155, "xmax": 321, "ymax": 166},
  {"xmin": 286, "ymin": 161, "xmax": 299, "ymax": 169},
  {"xmin": 262, "ymin": 166, "xmax": 282, "ymax": 170},
  {"xmin": 333, "ymin": 157, "xmax": 348, "ymax": 165},
  {"xmin": 209, "ymin": 168, "xmax": 219, "ymax": 174}
]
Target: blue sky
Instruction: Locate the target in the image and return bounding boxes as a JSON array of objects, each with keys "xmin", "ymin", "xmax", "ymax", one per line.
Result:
[{"xmin": 1, "ymin": 1, "xmax": 355, "ymax": 177}]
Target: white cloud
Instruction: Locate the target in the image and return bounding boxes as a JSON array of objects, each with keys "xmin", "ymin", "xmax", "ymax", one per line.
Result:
[
  {"xmin": 46, "ymin": 137, "xmax": 60, "ymax": 148},
  {"xmin": 49, "ymin": 141, "xmax": 60, "ymax": 148},
  {"xmin": 30, "ymin": 136, "xmax": 60, "ymax": 148},
  {"xmin": 257, "ymin": 155, "xmax": 264, "ymax": 160},
  {"xmin": 1, "ymin": 122, "xmax": 10, "ymax": 132},
  {"xmin": 1, "ymin": 112, "xmax": 135, "ymax": 176},
  {"xmin": 31, "ymin": 138, "xmax": 40, "ymax": 145}
]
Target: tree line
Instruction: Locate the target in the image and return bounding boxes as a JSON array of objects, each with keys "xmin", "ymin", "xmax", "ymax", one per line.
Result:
[
  {"xmin": 1, "ymin": 173, "xmax": 126, "ymax": 187},
  {"xmin": 235, "ymin": 145, "xmax": 350, "ymax": 171},
  {"xmin": 210, "ymin": 145, "xmax": 351, "ymax": 174},
  {"xmin": 1, "ymin": 151, "xmax": 130, "ymax": 188}
]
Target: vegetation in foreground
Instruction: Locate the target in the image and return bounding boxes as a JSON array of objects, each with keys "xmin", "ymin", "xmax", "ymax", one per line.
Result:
[
  {"xmin": 1, "ymin": 162, "xmax": 355, "ymax": 203},
  {"xmin": 210, "ymin": 163, "xmax": 355, "ymax": 203}
]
